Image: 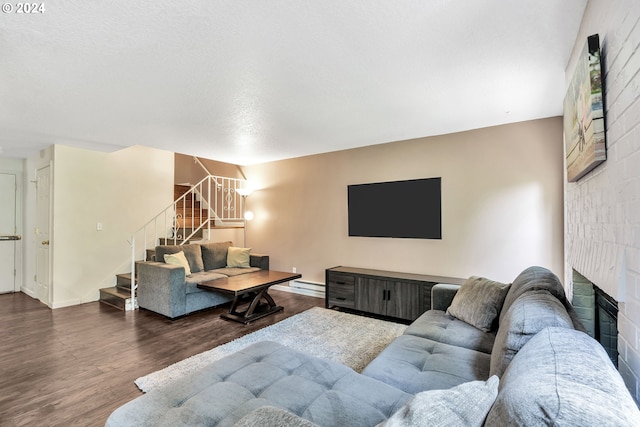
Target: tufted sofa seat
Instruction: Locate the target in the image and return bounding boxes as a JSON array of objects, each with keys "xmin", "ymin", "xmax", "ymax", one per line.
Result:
[{"xmin": 105, "ymin": 341, "xmax": 411, "ymax": 427}]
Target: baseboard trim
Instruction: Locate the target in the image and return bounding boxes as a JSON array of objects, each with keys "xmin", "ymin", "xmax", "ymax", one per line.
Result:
[
  {"xmin": 51, "ymin": 298, "xmax": 83, "ymax": 309},
  {"xmin": 272, "ymin": 284, "xmax": 325, "ymax": 299},
  {"xmin": 20, "ymin": 286, "xmax": 37, "ymax": 299}
]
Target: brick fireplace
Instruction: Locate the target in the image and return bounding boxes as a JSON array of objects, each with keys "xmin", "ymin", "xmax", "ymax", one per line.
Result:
[{"xmin": 564, "ymin": 0, "xmax": 640, "ymax": 404}]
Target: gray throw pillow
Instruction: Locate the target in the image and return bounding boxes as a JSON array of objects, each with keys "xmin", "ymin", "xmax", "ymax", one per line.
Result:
[
  {"xmin": 446, "ymin": 276, "xmax": 510, "ymax": 332},
  {"xmin": 155, "ymin": 243, "xmax": 204, "ymax": 273},
  {"xmin": 201, "ymin": 241, "xmax": 233, "ymax": 270},
  {"xmin": 381, "ymin": 376, "xmax": 499, "ymax": 427}
]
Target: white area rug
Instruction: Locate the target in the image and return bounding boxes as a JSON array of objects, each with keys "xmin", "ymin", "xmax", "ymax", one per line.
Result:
[{"xmin": 135, "ymin": 307, "xmax": 407, "ymax": 393}]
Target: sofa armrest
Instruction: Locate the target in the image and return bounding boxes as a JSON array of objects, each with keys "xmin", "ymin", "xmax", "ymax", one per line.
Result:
[
  {"xmin": 431, "ymin": 283, "xmax": 461, "ymax": 311},
  {"xmin": 137, "ymin": 261, "xmax": 187, "ymax": 318},
  {"xmin": 250, "ymin": 253, "xmax": 269, "ymax": 270}
]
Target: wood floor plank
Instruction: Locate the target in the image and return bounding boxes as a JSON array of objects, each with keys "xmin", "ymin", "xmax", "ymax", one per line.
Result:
[{"xmin": 0, "ymin": 290, "xmax": 324, "ymax": 426}]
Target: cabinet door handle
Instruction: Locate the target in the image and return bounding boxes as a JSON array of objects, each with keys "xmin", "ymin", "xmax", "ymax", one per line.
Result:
[
  {"xmin": 336, "ymin": 297, "xmax": 346, "ymax": 301},
  {"xmin": 336, "ymin": 281, "xmax": 346, "ymax": 285}
]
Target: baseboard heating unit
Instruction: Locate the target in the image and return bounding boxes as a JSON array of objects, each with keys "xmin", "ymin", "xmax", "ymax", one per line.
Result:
[{"xmin": 272, "ymin": 280, "xmax": 325, "ymax": 299}]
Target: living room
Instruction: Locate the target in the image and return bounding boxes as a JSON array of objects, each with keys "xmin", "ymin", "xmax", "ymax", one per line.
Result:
[{"xmin": 1, "ymin": 0, "xmax": 640, "ymax": 425}]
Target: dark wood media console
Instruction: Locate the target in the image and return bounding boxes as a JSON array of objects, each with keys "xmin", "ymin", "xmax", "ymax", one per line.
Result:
[{"xmin": 325, "ymin": 266, "xmax": 465, "ymax": 322}]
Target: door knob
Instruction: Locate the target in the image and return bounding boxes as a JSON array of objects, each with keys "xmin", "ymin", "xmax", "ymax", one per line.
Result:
[{"xmin": 41, "ymin": 240, "xmax": 49, "ymax": 245}]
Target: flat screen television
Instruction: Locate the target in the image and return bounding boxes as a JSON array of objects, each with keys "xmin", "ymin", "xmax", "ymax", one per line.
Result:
[{"xmin": 348, "ymin": 177, "xmax": 441, "ymax": 239}]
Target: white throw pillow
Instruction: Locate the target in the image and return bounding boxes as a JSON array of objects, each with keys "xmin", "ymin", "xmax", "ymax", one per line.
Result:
[
  {"xmin": 227, "ymin": 246, "xmax": 251, "ymax": 268},
  {"xmin": 164, "ymin": 251, "xmax": 192, "ymax": 276},
  {"xmin": 382, "ymin": 376, "xmax": 499, "ymax": 427}
]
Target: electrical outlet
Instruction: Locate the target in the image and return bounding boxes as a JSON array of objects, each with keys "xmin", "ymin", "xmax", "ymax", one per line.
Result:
[{"xmin": 292, "ymin": 267, "xmax": 297, "ymax": 273}]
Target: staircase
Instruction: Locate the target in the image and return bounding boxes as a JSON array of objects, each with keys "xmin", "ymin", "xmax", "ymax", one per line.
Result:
[
  {"xmin": 99, "ymin": 272, "xmax": 137, "ymax": 311},
  {"xmin": 158, "ymin": 184, "xmax": 212, "ymax": 245},
  {"xmin": 99, "ymin": 175, "xmax": 249, "ymax": 311}
]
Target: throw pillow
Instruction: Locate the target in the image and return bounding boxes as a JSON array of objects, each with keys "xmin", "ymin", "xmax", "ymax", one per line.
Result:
[
  {"xmin": 155, "ymin": 244, "xmax": 204, "ymax": 273},
  {"xmin": 201, "ymin": 241, "xmax": 233, "ymax": 270},
  {"xmin": 381, "ymin": 376, "xmax": 499, "ymax": 427},
  {"xmin": 227, "ymin": 246, "xmax": 251, "ymax": 268},
  {"xmin": 446, "ymin": 276, "xmax": 510, "ymax": 332},
  {"xmin": 164, "ymin": 251, "xmax": 192, "ymax": 276}
]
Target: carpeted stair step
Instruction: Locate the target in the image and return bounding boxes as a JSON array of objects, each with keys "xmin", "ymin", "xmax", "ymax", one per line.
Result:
[{"xmin": 174, "ymin": 184, "xmax": 191, "ymax": 198}]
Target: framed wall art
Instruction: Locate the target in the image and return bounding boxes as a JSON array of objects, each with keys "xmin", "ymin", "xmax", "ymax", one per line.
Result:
[{"xmin": 564, "ymin": 34, "xmax": 606, "ymax": 182}]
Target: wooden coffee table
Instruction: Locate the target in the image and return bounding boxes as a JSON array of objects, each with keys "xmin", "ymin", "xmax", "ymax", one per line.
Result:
[{"xmin": 198, "ymin": 270, "xmax": 302, "ymax": 324}]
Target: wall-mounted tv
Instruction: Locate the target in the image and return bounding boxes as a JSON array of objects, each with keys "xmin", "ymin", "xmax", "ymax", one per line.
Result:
[{"xmin": 348, "ymin": 177, "xmax": 441, "ymax": 239}]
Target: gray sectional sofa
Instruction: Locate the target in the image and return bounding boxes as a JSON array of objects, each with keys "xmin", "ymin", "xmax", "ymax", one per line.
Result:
[
  {"xmin": 137, "ymin": 241, "xmax": 269, "ymax": 318},
  {"xmin": 107, "ymin": 266, "xmax": 640, "ymax": 426}
]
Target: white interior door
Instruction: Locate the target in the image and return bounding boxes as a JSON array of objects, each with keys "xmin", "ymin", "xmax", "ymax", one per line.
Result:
[
  {"xmin": 36, "ymin": 165, "xmax": 51, "ymax": 305},
  {"xmin": 0, "ymin": 173, "xmax": 17, "ymax": 293}
]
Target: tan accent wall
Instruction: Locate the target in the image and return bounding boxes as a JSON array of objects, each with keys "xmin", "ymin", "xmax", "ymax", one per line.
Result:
[
  {"xmin": 174, "ymin": 153, "xmax": 245, "ymax": 184},
  {"xmin": 244, "ymin": 118, "xmax": 564, "ymax": 284}
]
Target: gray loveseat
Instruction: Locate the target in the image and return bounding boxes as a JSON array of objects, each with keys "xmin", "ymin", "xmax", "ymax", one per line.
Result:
[
  {"xmin": 137, "ymin": 241, "xmax": 269, "ymax": 319},
  {"xmin": 108, "ymin": 266, "xmax": 640, "ymax": 426}
]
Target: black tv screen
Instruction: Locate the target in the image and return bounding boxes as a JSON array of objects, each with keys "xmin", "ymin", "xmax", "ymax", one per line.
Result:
[{"xmin": 348, "ymin": 177, "xmax": 441, "ymax": 239}]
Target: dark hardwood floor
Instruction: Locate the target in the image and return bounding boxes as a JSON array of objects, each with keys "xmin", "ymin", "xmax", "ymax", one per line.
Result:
[{"xmin": 0, "ymin": 290, "xmax": 324, "ymax": 427}]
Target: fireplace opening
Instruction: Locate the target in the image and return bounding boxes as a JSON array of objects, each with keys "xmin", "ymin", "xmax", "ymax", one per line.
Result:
[
  {"xmin": 572, "ymin": 270, "xmax": 619, "ymax": 368},
  {"xmin": 594, "ymin": 285, "xmax": 618, "ymax": 367}
]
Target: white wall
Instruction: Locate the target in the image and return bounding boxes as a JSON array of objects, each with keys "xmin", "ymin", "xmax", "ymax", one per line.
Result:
[
  {"xmin": 244, "ymin": 118, "xmax": 565, "ymax": 285},
  {"xmin": 565, "ymin": 0, "xmax": 640, "ymax": 403},
  {"xmin": 23, "ymin": 145, "xmax": 174, "ymax": 307}
]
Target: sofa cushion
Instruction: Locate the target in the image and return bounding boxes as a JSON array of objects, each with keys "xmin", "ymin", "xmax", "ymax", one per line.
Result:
[
  {"xmin": 185, "ymin": 271, "xmax": 229, "ymax": 294},
  {"xmin": 163, "ymin": 251, "xmax": 192, "ymax": 276},
  {"xmin": 362, "ymin": 334, "xmax": 491, "ymax": 394},
  {"xmin": 156, "ymin": 244, "xmax": 205, "ymax": 273},
  {"xmin": 105, "ymin": 341, "xmax": 412, "ymax": 427},
  {"xmin": 499, "ymin": 266, "xmax": 566, "ymax": 325},
  {"xmin": 446, "ymin": 276, "xmax": 510, "ymax": 332},
  {"xmin": 227, "ymin": 246, "xmax": 251, "ymax": 268},
  {"xmin": 404, "ymin": 310, "xmax": 495, "ymax": 354},
  {"xmin": 490, "ymin": 290, "xmax": 574, "ymax": 377},
  {"xmin": 486, "ymin": 327, "xmax": 640, "ymax": 426},
  {"xmin": 380, "ymin": 376, "xmax": 499, "ymax": 427},
  {"xmin": 201, "ymin": 241, "xmax": 232, "ymax": 270}
]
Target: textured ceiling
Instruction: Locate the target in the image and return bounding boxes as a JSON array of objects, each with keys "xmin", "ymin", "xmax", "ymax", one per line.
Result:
[{"xmin": 0, "ymin": 1, "xmax": 587, "ymax": 165}]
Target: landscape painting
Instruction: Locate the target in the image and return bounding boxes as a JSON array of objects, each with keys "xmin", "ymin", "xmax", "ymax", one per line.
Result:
[{"xmin": 564, "ymin": 34, "xmax": 606, "ymax": 182}]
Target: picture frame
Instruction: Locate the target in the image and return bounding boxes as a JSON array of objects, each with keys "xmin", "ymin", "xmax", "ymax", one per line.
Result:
[{"xmin": 564, "ymin": 34, "xmax": 606, "ymax": 182}]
